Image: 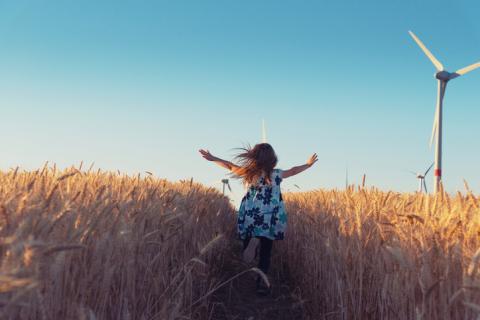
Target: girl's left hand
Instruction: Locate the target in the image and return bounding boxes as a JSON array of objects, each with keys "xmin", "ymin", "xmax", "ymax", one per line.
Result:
[
  {"xmin": 199, "ymin": 149, "xmax": 216, "ymax": 161},
  {"xmin": 307, "ymin": 153, "xmax": 318, "ymax": 167}
]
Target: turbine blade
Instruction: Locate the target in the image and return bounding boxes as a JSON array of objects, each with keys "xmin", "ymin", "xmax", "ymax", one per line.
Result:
[
  {"xmin": 227, "ymin": 182, "xmax": 232, "ymax": 192},
  {"xmin": 423, "ymin": 179, "xmax": 428, "ymax": 193},
  {"xmin": 262, "ymin": 119, "xmax": 267, "ymax": 143},
  {"xmin": 424, "ymin": 163, "xmax": 434, "ymax": 176},
  {"xmin": 430, "ymin": 81, "xmax": 443, "ymax": 147},
  {"xmin": 454, "ymin": 62, "xmax": 480, "ymax": 77},
  {"xmin": 430, "ymin": 109, "xmax": 438, "ymax": 147},
  {"xmin": 408, "ymin": 31, "xmax": 444, "ymax": 71},
  {"xmin": 409, "ymin": 171, "xmax": 417, "ymax": 176}
]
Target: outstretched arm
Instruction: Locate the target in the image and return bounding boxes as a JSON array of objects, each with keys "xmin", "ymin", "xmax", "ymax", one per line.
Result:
[
  {"xmin": 199, "ymin": 149, "xmax": 239, "ymax": 172},
  {"xmin": 282, "ymin": 153, "xmax": 318, "ymax": 179}
]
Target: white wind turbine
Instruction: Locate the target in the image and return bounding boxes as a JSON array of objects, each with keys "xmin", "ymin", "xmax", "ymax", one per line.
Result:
[
  {"xmin": 408, "ymin": 31, "xmax": 480, "ymax": 193},
  {"xmin": 410, "ymin": 163, "xmax": 434, "ymax": 193},
  {"xmin": 262, "ymin": 119, "xmax": 267, "ymax": 143},
  {"xmin": 210, "ymin": 178, "xmax": 233, "ymax": 196},
  {"xmin": 221, "ymin": 178, "xmax": 232, "ymax": 195}
]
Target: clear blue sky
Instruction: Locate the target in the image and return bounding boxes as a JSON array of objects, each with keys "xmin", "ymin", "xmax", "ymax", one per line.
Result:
[{"xmin": 1, "ymin": 0, "xmax": 479, "ymax": 200}]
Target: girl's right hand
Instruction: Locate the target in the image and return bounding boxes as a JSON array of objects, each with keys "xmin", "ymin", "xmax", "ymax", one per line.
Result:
[
  {"xmin": 199, "ymin": 149, "xmax": 216, "ymax": 161},
  {"xmin": 307, "ymin": 153, "xmax": 318, "ymax": 167}
]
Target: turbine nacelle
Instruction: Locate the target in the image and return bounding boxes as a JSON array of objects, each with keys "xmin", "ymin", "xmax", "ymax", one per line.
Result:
[{"xmin": 435, "ymin": 71, "xmax": 452, "ymax": 81}]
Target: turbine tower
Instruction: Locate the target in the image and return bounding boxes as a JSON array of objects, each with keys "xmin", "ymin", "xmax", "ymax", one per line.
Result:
[
  {"xmin": 262, "ymin": 119, "xmax": 267, "ymax": 143},
  {"xmin": 345, "ymin": 166, "xmax": 349, "ymax": 190},
  {"xmin": 408, "ymin": 31, "xmax": 480, "ymax": 193}
]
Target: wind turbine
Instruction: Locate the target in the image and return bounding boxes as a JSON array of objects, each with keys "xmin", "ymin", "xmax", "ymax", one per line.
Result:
[
  {"xmin": 410, "ymin": 163, "xmax": 434, "ymax": 193},
  {"xmin": 345, "ymin": 166, "xmax": 349, "ymax": 190},
  {"xmin": 221, "ymin": 178, "xmax": 232, "ymax": 196},
  {"xmin": 208, "ymin": 178, "xmax": 234, "ymax": 196},
  {"xmin": 408, "ymin": 31, "xmax": 480, "ymax": 193},
  {"xmin": 262, "ymin": 119, "xmax": 267, "ymax": 143}
]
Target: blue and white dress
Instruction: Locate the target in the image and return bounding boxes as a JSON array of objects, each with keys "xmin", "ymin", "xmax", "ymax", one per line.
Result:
[{"xmin": 237, "ymin": 169, "xmax": 287, "ymax": 240}]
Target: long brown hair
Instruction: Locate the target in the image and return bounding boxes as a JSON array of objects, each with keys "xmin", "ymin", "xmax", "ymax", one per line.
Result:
[{"xmin": 232, "ymin": 143, "xmax": 278, "ymax": 185}]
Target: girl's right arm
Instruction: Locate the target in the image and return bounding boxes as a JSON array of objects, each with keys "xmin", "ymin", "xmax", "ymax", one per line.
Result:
[
  {"xmin": 199, "ymin": 149, "xmax": 239, "ymax": 172},
  {"xmin": 282, "ymin": 153, "xmax": 318, "ymax": 179}
]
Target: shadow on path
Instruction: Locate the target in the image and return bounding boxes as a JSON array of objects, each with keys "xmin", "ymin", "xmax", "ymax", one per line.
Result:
[{"xmin": 209, "ymin": 242, "xmax": 306, "ymax": 320}]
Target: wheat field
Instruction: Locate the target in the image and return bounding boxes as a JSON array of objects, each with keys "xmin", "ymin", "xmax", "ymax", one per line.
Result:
[
  {"xmin": 0, "ymin": 165, "xmax": 236, "ymax": 320},
  {"xmin": 278, "ymin": 187, "xmax": 480, "ymax": 319},
  {"xmin": 2, "ymin": 166, "xmax": 480, "ymax": 320}
]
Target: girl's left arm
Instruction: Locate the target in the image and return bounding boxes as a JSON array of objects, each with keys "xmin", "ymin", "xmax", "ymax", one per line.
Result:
[
  {"xmin": 199, "ymin": 149, "xmax": 239, "ymax": 172},
  {"xmin": 282, "ymin": 153, "xmax": 318, "ymax": 178}
]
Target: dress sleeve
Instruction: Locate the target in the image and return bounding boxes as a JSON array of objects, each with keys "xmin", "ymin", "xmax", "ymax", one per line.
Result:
[
  {"xmin": 274, "ymin": 169, "xmax": 283, "ymax": 185},
  {"xmin": 276, "ymin": 169, "xmax": 283, "ymax": 178}
]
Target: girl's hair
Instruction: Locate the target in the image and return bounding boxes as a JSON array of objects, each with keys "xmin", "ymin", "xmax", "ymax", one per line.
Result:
[{"xmin": 232, "ymin": 143, "xmax": 278, "ymax": 185}]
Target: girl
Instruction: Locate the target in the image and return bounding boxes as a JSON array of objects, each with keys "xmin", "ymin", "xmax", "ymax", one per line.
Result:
[{"xmin": 199, "ymin": 144, "xmax": 317, "ymax": 295}]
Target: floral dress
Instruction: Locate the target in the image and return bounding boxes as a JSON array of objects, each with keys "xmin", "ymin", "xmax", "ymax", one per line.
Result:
[{"xmin": 237, "ymin": 169, "xmax": 287, "ymax": 240}]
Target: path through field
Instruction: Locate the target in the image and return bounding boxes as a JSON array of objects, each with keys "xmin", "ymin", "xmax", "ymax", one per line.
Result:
[{"xmin": 209, "ymin": 242, "xmax": 306, "ymax": 320}]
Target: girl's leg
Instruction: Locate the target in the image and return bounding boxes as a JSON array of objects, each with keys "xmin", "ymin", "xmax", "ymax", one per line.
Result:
[
  {"xmin": 242, "ymin": 237, "xmax": 259, "ymax": 263},
  {"xmin": 255, "ymin": 237, "xmax": 273, "ymax": 295},
  {"xmin": 242, "ymin": 237, "xmax": 250, "ymax": 250},
  {"xmin": 258, "ymin": 237, "xmax": 273, "ymax": 274}
]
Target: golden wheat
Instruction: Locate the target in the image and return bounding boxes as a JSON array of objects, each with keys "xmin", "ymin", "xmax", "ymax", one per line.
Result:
[
  {"xmin": 278, "ymin": 188, "xmax": 480, "ymax": 319},
  {"xmin": 4, "ymin": 166, "xmax": 480, "ymax": 319},
  {"xmin": 0, "ymin": 166, "xmax": 235, "ymax": 320}
]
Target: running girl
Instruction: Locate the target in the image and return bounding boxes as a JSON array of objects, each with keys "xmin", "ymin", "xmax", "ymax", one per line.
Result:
[{"xmin": 199, "ymin": 144, "xmax": 317, "ymax": 295}]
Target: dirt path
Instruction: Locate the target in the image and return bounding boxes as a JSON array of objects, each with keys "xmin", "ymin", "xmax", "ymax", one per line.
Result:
[{"xmin": 209, "ymin": 242, "xmax": 306, "ymax": 320}]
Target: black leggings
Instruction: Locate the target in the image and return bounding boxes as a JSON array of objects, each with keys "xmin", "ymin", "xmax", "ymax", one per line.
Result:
[{"xmin": 243, "ymin": 236, "xmax": 273, "ymax": 274}]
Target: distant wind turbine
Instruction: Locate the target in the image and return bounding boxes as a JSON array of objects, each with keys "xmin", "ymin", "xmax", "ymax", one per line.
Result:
[
  {"xmin": 410, "ymin": 163, "xmax": 434, "ymax": 193},
  {"xmin": 408, "ymin": 31, "xmax": 480, "ymax": 193},
  {"xmin": 221, "ymin": 178, "xmax": 232, "ymax": 196},
  {"xmin": 209, "ymin": 178, "xmax": 234, "ymax": 196},
  {"xmin": 345, "ymin": 166, "xmax": 349, "ymax": 189},
  {"xmin": 262, "ymin": 119, "xmax": 267, "ymax": 143}
]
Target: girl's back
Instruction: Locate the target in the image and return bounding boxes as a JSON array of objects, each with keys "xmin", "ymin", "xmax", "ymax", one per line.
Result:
[{"xmin": 238, "ymin": 168, "xmax": 287, "ymax": 240}]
